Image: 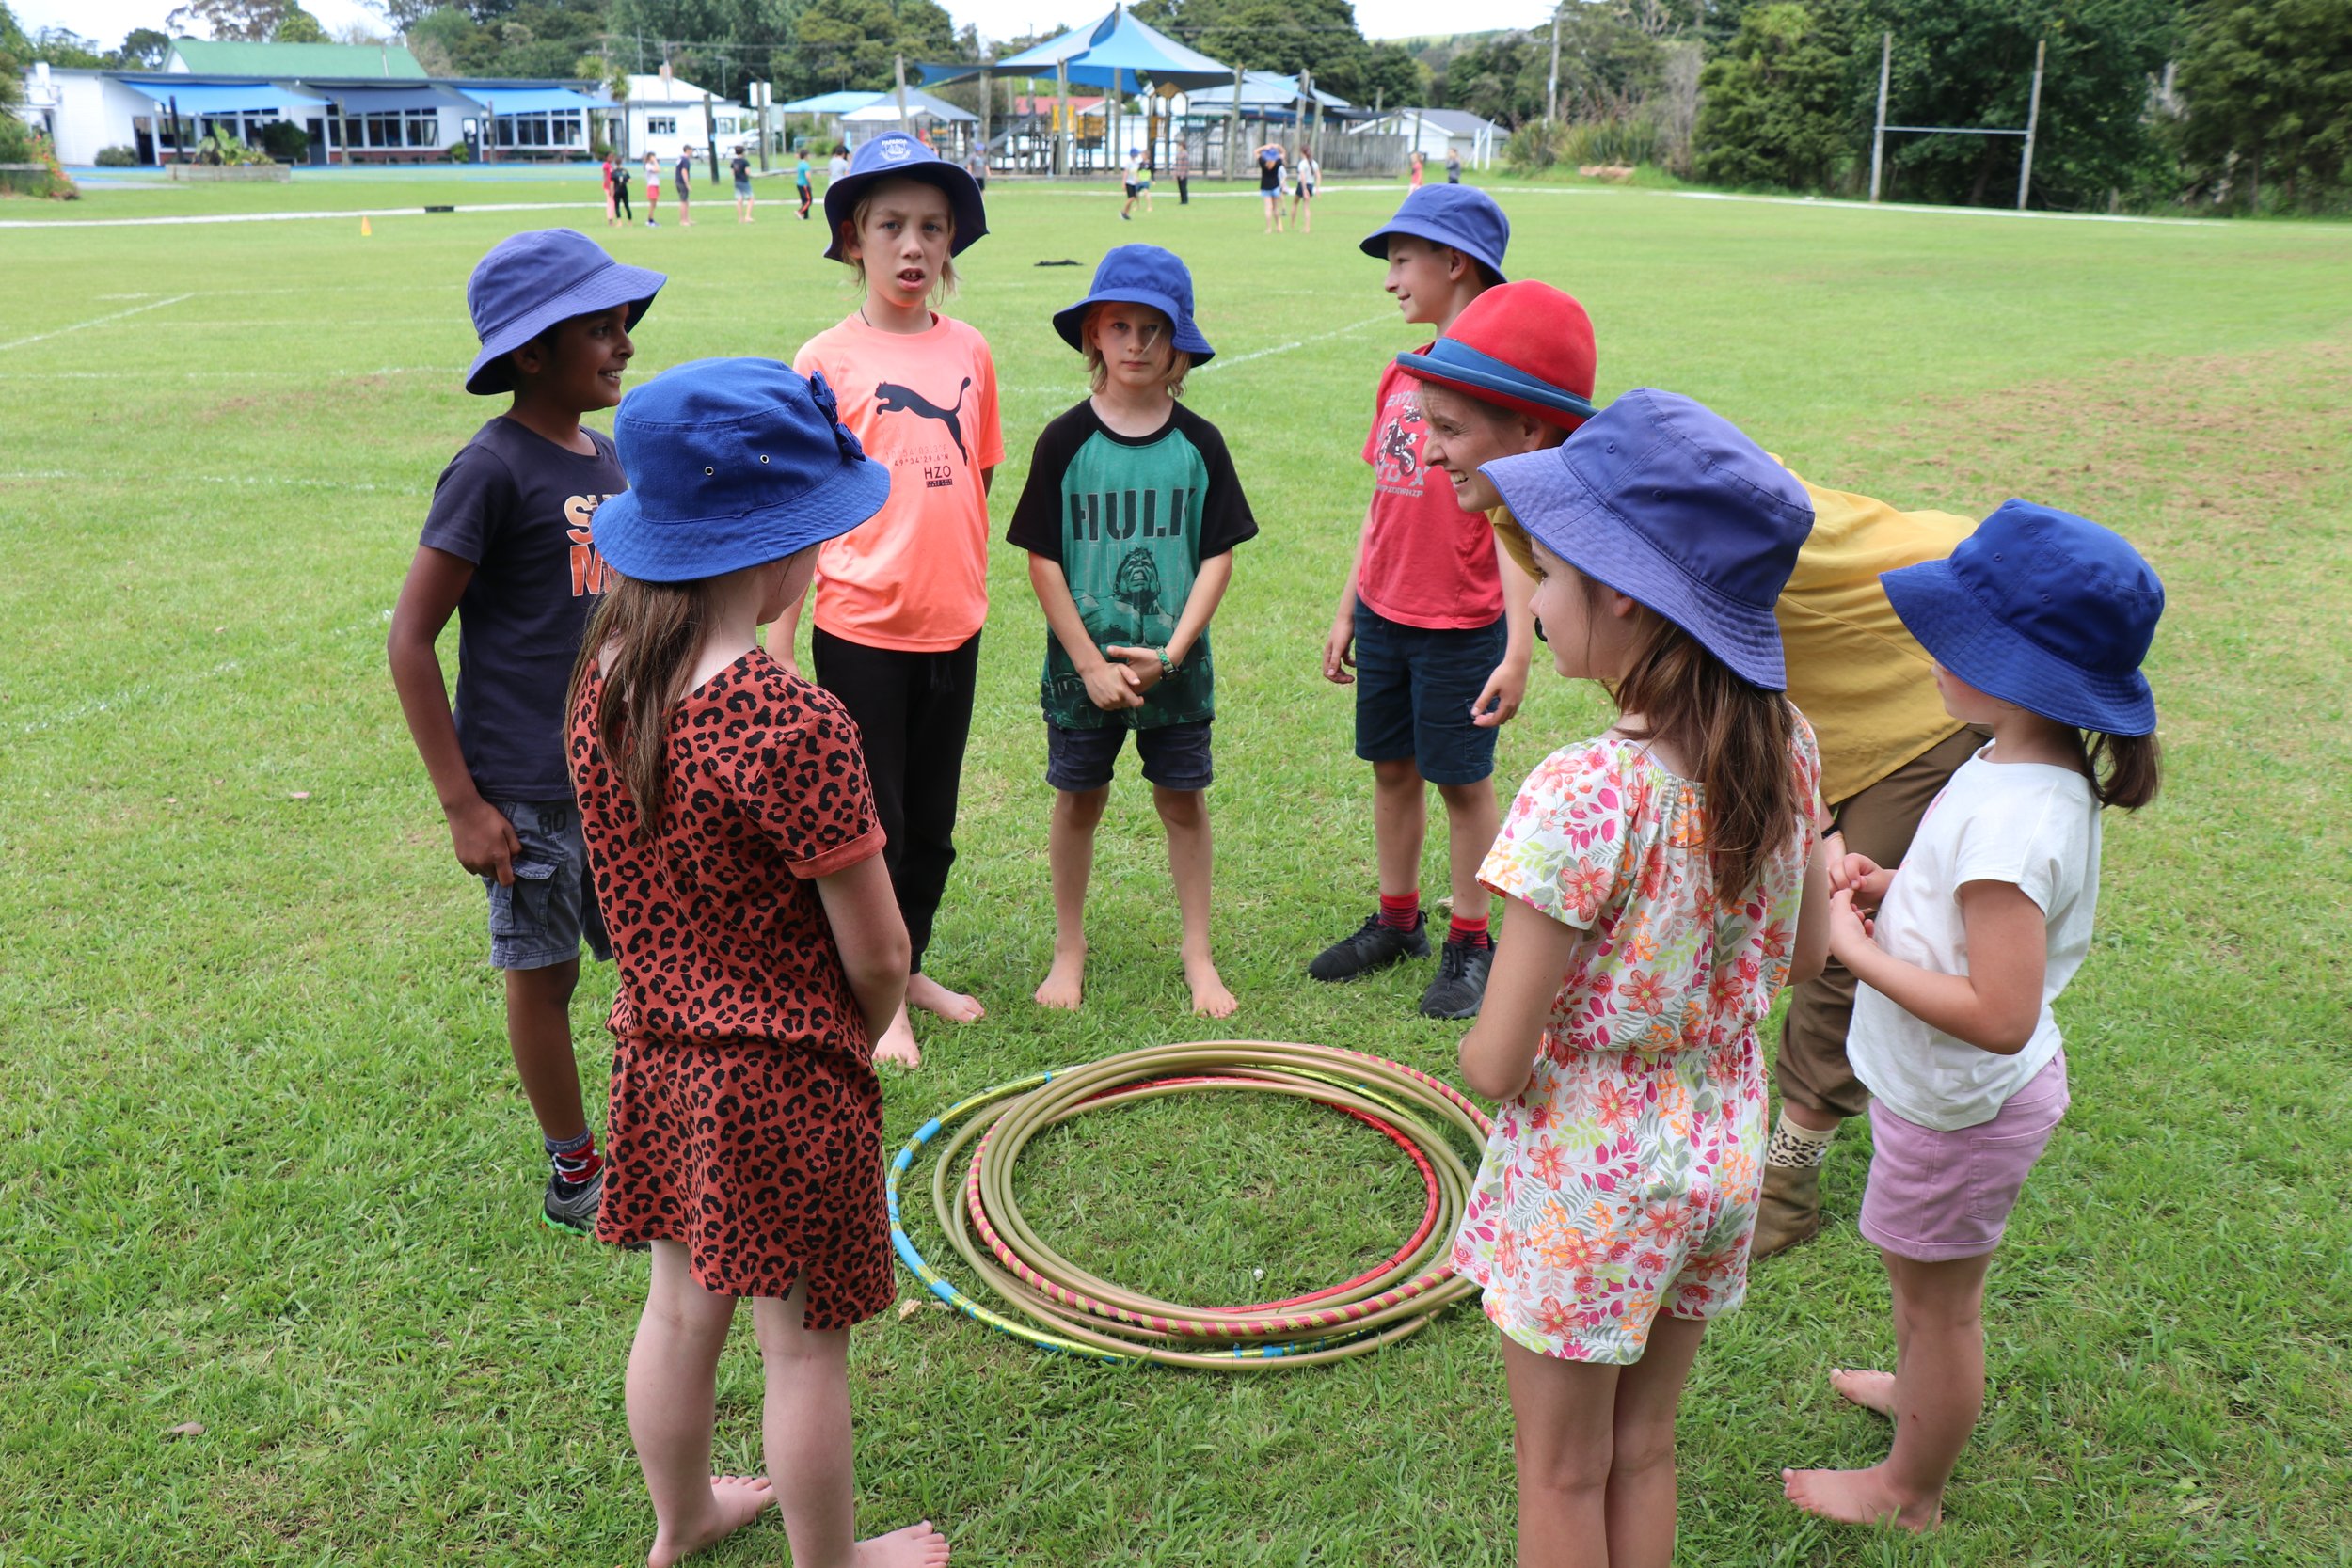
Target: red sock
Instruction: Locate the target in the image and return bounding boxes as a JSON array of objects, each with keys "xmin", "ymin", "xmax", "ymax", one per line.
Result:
[
  {"xmin": 1448, "ymin": 913, "xmax": 1491, "ymax": 947},
  {"xmin": 548, "ymin": 1131, "xmax": 601, "ymax": 1185},
  {"xmin": 1379, "ymin": 892, "xmax": 1421, "ymax": 932}
]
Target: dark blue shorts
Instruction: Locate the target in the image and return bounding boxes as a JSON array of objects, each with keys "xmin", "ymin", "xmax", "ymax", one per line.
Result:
[
  {"xmin": 480, "ymin": 798, "xmax": 612, "ymax": 971},
  {"xmin": 1352, "ymin": 602, "xmax": 1505, "ymax": 786},
  {"xmin": 1046, "ymin": 719, "xmax": 1214, "ymax": 792}
]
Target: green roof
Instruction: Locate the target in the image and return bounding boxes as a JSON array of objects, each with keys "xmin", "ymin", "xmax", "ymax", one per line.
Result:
[{"xmin": 167, "ymin": 39, "xmax": 428, "ymax": 79}]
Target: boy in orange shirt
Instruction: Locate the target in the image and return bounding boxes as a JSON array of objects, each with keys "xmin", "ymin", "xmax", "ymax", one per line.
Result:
[{"xmin": 782, "ymin": 131, "xmax": 1001, "ymax": 1069}]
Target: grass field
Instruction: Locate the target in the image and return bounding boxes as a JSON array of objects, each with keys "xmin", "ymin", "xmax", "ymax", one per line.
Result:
[{"xmin": 3, "ymin": 173, "xmax": 2349, "ymax": 1566}]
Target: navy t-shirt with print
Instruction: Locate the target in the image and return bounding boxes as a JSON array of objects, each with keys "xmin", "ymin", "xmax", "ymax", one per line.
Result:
[
  {"xmin": 1007, "ymin": 399, "xmax": 1257, "ymax": 731},
  {"xmin": 419, "ymin": 416, "xmax": 622, "ymax": 800}
]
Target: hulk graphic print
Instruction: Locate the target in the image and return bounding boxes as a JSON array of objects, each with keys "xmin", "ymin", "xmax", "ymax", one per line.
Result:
[{"xmin": 1007, "ymin": 400, "xmax": 1260, "ymax": 732}]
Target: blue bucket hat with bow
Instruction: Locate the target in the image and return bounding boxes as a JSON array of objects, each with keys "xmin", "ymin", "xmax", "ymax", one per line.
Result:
[
  {"xmin": 464, "ymin": 228, "xmax": 664, "ymax": 396},
  {"xmin": 591, "ymin": 357, "xmax": 890, "ymax": 583},
  {"xmin": 820, "ymin": 131, "xmax": 989, "ymax": 261},
  {"xmin": 1051, "ymin": 245, "xmax": 1216, "ymax": 365}
]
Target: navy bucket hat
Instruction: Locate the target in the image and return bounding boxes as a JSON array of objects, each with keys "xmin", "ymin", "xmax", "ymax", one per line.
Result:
[
  {"xmin": 1051, "ymin": 245, "xmax": 1216, "ymax": 365},
  {"xmin": 820, "ymin": 131, "xmax": 989, "ymax": 261},
  {"xmin": 591, "ymin": 357, "xmax": 890, "ymax": 584},
  {"xmin": 1359, "ymin": 184, "xmax": 1509, "ymax": 284},
  {"xmin": 1480, "ymin": 389, "xmax": 1814, "ymax": 690},
  {"xmin": 1882, "ymin": 500, "xmax": 2162, "ymax": 735},
  {"xmin": 464, "ymin": 229, "xmax": 665, "ymax": 396}
]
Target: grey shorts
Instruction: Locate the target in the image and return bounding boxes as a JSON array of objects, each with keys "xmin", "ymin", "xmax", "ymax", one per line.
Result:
[
  {"xmin": 482, "ymin": 798, "xmax": 612, "ymax": 971},
  {"xmin": 1045, "ymin": 719, "xmax": 1213, "ymax": 792}
]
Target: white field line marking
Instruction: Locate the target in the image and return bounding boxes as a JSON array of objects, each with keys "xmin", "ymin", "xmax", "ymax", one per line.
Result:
[
  {"xmin": 1196, "ymin": 313, "xmax": 1391, "ymax": 373},
  {"xmin": 12, "ymin": 610, "xmax": 390, "ymax": 737},
  {"xmin": 0, "ymin": 196, "xmax": 811, "ymax": 230},
  {"xmin": 0, "ymin": 365, "xmax": 458, "ymax": 382},
  {"xmin": 0, "ymin": 293, "xmax": 195, "ymax": 352},
  {"xmin": 0, "ymin": 468, "xmax": 425, "ymax": 496}
]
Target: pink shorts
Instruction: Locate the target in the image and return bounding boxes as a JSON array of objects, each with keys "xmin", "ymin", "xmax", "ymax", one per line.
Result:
[{"xmin": 1859, "ymin": 1050, "xmax": 2068, "ymax": 1262}]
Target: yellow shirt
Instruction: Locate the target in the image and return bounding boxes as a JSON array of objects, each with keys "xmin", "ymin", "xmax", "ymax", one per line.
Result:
[{"xmin": 1490, "ymin": 468, "xmax": 1968, "ymax": 805}]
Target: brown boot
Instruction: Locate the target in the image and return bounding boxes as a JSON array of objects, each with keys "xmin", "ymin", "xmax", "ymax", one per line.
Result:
[{"xmin": 1752, "ymin": 1162, "xmax": 1822, "ymax": 1259}]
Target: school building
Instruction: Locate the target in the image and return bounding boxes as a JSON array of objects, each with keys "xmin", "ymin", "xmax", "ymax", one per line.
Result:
[{"xmin": 12, "ymin": 38, "xmax": 617, "ymax": 166}]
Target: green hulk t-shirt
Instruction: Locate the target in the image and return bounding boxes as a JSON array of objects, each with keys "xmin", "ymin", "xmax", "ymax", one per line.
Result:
[{"xmin": 1008, "ymin": 399, "xmax": 1259, "ymax": 732}]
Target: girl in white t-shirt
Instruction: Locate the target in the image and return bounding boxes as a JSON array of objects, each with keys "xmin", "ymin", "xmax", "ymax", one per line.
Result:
[
  {"xmin": 1290, "ymin": 146, "xmax": 1318, "ymax": 233},
  {"xmin": 1783, "ymin": 499, "xmax": 2165, "ymax": 1535}
]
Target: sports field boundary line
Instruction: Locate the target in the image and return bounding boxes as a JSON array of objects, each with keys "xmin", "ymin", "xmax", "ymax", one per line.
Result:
[
  {"xmin": 0, "ymin": 292, "xmax": 196, "ymax": 350},
  {"xmin": 1197, "ymin": 313, "xmax": 1393, "ymax": 373}
]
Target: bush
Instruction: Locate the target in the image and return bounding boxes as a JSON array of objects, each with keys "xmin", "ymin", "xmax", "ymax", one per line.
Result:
[
  {"xmin": 1505, "ymin": 112, "xmax": 1661, "ymax": 173},
  {"xmin": 257, "ymin": 120, "xmax": 309, "ymax": 162},
  {"xmin": 446, "ymin": 141, "xmax": 472, "ymax": 163},
  {"xmin": 95, "ymin": 145, "xmax": 141, "ymax": 166}
]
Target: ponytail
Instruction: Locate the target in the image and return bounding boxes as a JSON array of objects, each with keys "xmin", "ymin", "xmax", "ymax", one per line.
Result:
[
  {"xmin": 1594, "ymin": 580, "xmax": 1803, "ymax": 903},
  {"xmin": 2083, "ymin": 730, "xmax": 2162, "ymax": 811},
  {"xmin": 564, "ymin": 573, "xmax": 723, "ymax": 835}
]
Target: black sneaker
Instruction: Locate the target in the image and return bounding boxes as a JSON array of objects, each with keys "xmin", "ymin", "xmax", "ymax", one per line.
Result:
[
  {"xmin": 1309, "ymin": 911, "xmax": 1430, "ymax": 981},
  {"xmin": 1420, "ymin": 935, "xmax": 1495, "ymax": 1020},
  {"xmin": 541, "ymin": 1167, "xmax": 602, "ymax": 1236}
]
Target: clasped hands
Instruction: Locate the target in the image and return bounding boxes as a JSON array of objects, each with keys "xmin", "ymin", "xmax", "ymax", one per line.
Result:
[{"xmin": 1085, "ymin": 644, "xmax": 1169, "ymax": 711}]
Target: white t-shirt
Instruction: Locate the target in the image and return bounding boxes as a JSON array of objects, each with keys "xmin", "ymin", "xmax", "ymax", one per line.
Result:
[
  {"xmin": 828, "ymin": 154, "xmax": 850, "ymax": 182},
  {"xmin": 1128, "ymin": 156, "xmax": 1146, "ymax": 184},
  {"xmin": 1850, "ymin": 748, "xmax": 2102, "ymax": 1131},
  {"xmin": 1297, "ymin": 157, "xmax": 1319, "ymax": 188}
]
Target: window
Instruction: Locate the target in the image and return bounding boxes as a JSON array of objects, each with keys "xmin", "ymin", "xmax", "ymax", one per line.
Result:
[{"xmin": 647, "ymin": 116, "xmax": 675, "ymax": 135}]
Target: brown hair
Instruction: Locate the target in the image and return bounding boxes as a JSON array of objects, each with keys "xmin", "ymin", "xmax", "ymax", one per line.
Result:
[
  {"xmin": 838, "ymin": 180, "xmax": 960, "ymax": 301},
  {"xmin": 1586, "ymin": 578, "xmax": 1804, "ymax": 902},
  {"xmin": 564, "ymin": 573, "xmax": 722, "ymax": 834},
  {"xmin": 1080, "ymin": 303, "xmax": 1191, "ymax": 397},
  {"xmin": 2081, "ymin": 730, "xmax": 2162, "ymax": 810}
]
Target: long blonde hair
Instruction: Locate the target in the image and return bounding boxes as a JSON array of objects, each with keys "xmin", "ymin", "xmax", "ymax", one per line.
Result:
[{"xmin": 564, "ymin": 574, "xmax": 721, "ymax": 835}]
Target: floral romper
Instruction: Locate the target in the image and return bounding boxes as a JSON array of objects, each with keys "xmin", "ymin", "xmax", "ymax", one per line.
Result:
[{"xmin": 1451, "ymin": 719, "xmax": 1820, "ymax": 1363}]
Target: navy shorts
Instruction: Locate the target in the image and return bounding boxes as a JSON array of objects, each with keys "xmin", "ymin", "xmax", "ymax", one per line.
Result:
[
  {"xmin": 481, "ymin": 798, "xmax": 612, "ymax": 971},
  {"xmin": 1046, "ymin": 720, "xmax": 1214, "ymax": 792},
  {"xmin": 1352, "ymin": 602, "xmax": 1505, "ymax": 786}
]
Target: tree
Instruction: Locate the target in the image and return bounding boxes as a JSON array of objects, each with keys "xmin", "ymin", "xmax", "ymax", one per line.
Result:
[
  {"xmin": 166, "ymin": 0, "xmax": 322, "ymax": 42},
  {"xmin": 28, "ymin": 25, "xmax": 109, "ymax": 67},
  {"xmin": 2174, "ymin": 0, "xmax": 2352, "ymax": 210},
  {"xmin": 272, "ymin": 6, "xmax": 328, "ymax": 41},
  {"xmin": 1692, "ymin": 1, "xmax": 1857, "ymax": 189},
  {"xmin": 119, "ymin": 26, "xmax": 173, "ymax": 66}
]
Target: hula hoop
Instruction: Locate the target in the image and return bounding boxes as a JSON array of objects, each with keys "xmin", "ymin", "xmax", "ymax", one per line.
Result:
[{"xmin": 886, "ymin": 1041, "xmax": 1493, "ymax": 1369}]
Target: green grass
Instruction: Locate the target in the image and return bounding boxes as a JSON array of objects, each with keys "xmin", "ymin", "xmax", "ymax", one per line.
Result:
[{"xmin": 2, "ymin": 177, "xmax": 2348, "ymax": 1566}]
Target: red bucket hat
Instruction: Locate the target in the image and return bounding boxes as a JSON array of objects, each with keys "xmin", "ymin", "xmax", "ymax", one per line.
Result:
[{"xmin": 1394, "ymin": 280, "xmax": 1597, "ymax": 432}]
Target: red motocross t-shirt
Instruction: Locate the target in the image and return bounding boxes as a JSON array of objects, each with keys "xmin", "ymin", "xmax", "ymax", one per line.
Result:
[{"xmin": 1357, "ymin": 356, "xmax": 1504, "ymax": 629}]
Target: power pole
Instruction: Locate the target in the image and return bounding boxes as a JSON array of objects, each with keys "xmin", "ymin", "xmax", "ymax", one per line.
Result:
[
  {"xmin": 1057, "ymin": 54, "xmax": 1071, "ymax": 176},
  {"xmin": 703, "ymin": 90, "xmax": 720, "ymax": 181},
  {"xmin": 1546, "ymin": 4, "xmax": 1562, "ymax": 125},
  {"xmin": 1229, "ymin": 63, "xmax": 1243, "ymax": 180},
  {"xmin": 894, "ymin": 54, "xmax": 912, "ymax": 135},
  {"xmin": 1869, "ymin": 30, "xmax": 1890, "ymax": 202},
  {"xmin": 2016, "ymin": 37, "xmax": 2046, "ymax": 210}
]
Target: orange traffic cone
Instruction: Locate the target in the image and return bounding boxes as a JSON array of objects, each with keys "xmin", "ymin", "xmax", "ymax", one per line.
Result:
[{"xmin": 360, "ymin": 215, "xmax": 372, "ymax": 236}]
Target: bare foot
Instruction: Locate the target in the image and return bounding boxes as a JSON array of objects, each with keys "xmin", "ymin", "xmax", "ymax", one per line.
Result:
[
  {"xmin": 855, "ymin": 1519, "xmax": 950, "ymax": 1566},
  {"xmin": 1781, "ymin": 1465, "xmax": 1939, "ymax": 1531},
  {"xmin": 874, "ymin": 1006, "xmax": 922, "ymax": 1069},
  {"xmin": 1185, "ymin": 958, "xmax": 1237, "ymax": 1019},
  {"xmin": 647, "ymin": 1475, "xmax": 774, "ymax": 1568},
  {"xmin": 1034, "ymin": 946, "xmax": 1085, "ymax": 1010},
  {"xmin": 1829, "ymin": 1367, "xmax": 1898, "ymax": 1417},
  {"xmin": 907, "ymin": 971, "xmax": 985, "ymax": 1024}
]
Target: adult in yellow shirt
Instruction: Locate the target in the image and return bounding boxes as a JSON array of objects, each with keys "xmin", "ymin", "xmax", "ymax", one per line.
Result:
[{"xmin": 1393, "ymin": 314, "xmax": 1974, "ymax": 1258}]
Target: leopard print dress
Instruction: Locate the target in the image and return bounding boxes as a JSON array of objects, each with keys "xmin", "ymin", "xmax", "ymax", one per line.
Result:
[{"xmin": 569, "ymin": 648, "xmax": 893, "ymax": 1326}]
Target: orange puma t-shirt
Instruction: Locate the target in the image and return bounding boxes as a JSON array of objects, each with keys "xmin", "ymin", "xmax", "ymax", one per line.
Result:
[{"xmin": 792, "ymin": 312, "xmax": 1005, "ymax": 653}]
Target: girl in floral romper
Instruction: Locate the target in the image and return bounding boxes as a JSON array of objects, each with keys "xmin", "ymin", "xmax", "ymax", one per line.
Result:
[{"xmin": 1454, "ymin": 388, "xmax": 1833, "ymax": 1568}]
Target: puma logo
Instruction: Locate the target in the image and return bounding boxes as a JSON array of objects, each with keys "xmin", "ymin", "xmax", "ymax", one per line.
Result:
[{"xmin": 874, "ymin": 378, "xmax": 972, "ymax": 466}]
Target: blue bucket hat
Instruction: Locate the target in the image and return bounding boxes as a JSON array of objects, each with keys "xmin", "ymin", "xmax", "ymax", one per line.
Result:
[
  {"xmin": 1882, "ymin": 500, "xmax": 2162, "ymax": 735},
  {"xmin": 590, "ymin": 357, "xmax": 890, "ymax": 584},
  {"xmin": 1359, "ymin": 184, "xmax": 1509, "ymax": 284},
  {"xmin": 1051, "ymin": 245, "xmax": 1216, "ymax": 365},
  {"xmin": 464, "ymin": 229, "xmax": 665, "ymax": 396},
  {"xmin": 1480, "ymin": 388, "xmax": 1813, "ymax": 690},
  {"xmin": 820, "ymin": 131, "xmax": 988, "ymax": 261}
]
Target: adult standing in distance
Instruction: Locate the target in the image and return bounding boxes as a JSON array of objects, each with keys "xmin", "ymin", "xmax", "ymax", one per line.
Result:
[{"xmin": 1172, "ymin": 136, "xmax": 1189, "ymax": 205}]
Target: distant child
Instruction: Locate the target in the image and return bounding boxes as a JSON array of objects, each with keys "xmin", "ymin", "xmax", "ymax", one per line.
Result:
[
  {"xmin": 1120, "ymin": 148, "xmax": 1146, "ymax": 221},
  {"xmin": 781, "ymin": 131, "xmax": 1001, "ymax": 1069},
  {"xmin": 1454, "ymin": 389, "xmax": 1831, "ymax": 1568},
  {"xmin": 794, "ymin": 149, "xmax": 813, "ymax": 218},
  {"xmin": 1290, "ymin": 145, "xmax": 1318, "ymax": 232},
  {"xmin": 387, "ymin": 229, "xmax": 664, "ymax": 1236},
  {"xmin": 732, "ymin": 145, "xmax": 755, "ymax": 222},
  {"xmin": 1009, "ymin": 245, "xmax": 1258, "ymax": 1017},
  {"xmin": 612, "ymin": 159, "xmax": 633, "ymax": 222},
  {"xmin": 643, "ymin": 149, "xmax": 661, "ymax": 226},
  {"xmin": 569, "ymin": 357, "xmax": 948, "ymax": 1568},
  {"xmin": 1256, "ymin": 140, "xmax": 1286, "ymax": 232},
  {"xmin": 1313, "ymin": 185, "xmax": 1525, "ymax": 1020},
  {"xmin": 675, "ymin": 148, "xmax": 694, "ymax": 226},
  {"xmin": 827, "ymin": 143, "xmax": 850, "ymax": 184},
  {"xmin": 1173, "ymin": 136, "xmax": 1190, "ymax": 203},
  {"xmin": 1409, "ymin": 149, "xmax": 1424, "ymax": 188},
  {"xmin": 600, "ymin": 153, "xmax": 616, "ymax": 225},
  {"xmin": 1446, "ymin": 146, "xmax": 1462, "ymax": 183},
  {"xmin": 964, "ymin": 144, "xmax": 987, "ymax": 192},
  {"xmin": 1782, "ymin": 502, "xmax": 2163, "ymax": 1533}
]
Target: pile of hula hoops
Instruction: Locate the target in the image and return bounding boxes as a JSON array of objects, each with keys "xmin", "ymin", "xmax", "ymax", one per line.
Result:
[{"xmin": 887, "ymin": 1040, "xmax": 1494, "ymax": 1370}]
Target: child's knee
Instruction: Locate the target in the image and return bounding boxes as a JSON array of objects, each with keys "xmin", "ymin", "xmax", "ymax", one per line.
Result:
[
  {"xmin": 1152, "ymin": 785, "xmax": 1206, "ymax": 828},
  {"xmin": 1516, "ymin": 1429, "xmax": 1614, "ymax": 1498},
  {"xmin": 1435, "ymin": 777, "xmax": 1494, "ymax": 816},
  {"xmin": 1057, "ymin": 785, "xmax": 1111, "ymax": 829},
  {"xmin": 1608, "ymin": 1416, "xmax": 1678, "ymax": 1480}
]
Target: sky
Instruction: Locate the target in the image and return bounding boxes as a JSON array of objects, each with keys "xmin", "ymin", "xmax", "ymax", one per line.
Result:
[{"xmin": 15, "ymin": 0, "xmax": 1557, "ymax": 55}]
